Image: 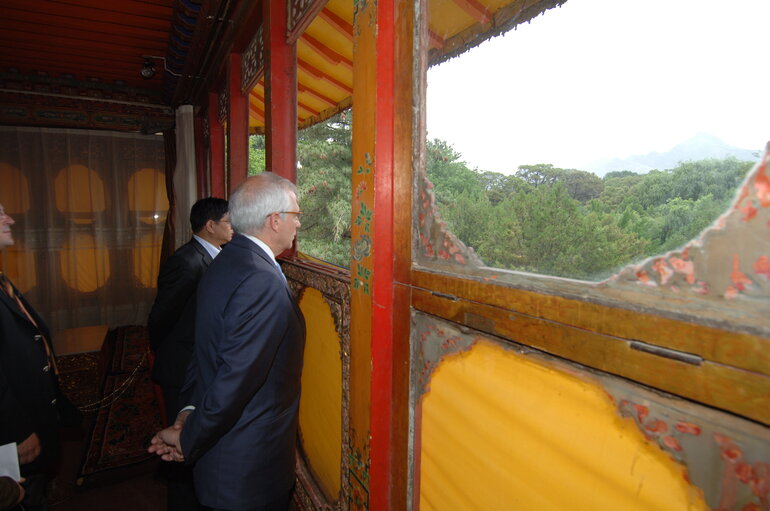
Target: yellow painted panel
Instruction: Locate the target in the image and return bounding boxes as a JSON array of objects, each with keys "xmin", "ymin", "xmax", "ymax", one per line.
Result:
[
  {"xmin": 298, "ymin": 288, "xmax": 342, "ymax": 501},
  {"xmin": 420, "ymin": 340, "xmax": 708, "ymax": 511}
]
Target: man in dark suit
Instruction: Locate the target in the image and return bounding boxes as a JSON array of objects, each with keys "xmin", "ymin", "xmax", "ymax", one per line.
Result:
[
  {"xmin": 0, "ymin": 203, "xmax": 74, "ymax": 511},
  {"xmin": 148, "ymin": 197, "xmax": 232, "ymax": 424},
  {"xmin": 148, "ymin": 197, "xmax": 232, "ymax": 511},
  {"xmin": 149, "ymin": 173, "xmax": 306, "ymax": 511}
]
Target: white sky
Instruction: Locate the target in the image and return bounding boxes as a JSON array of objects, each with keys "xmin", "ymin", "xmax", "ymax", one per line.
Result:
[{"xmin": 426, "ymin": 0, "xmax": 770, "ymax": 175}]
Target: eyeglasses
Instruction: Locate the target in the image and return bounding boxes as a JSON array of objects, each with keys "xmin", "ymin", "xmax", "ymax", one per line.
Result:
[{"xmin": 269, "ymin": 211, "xmax": 303, "ymax": 221}]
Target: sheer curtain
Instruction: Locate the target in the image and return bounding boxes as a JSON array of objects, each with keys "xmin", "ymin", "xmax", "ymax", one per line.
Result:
[{"xmin": 0, "ymin": 127, "xmax": 167, "ymax": 335}]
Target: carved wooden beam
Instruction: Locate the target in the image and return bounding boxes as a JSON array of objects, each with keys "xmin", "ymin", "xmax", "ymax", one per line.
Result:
[{"xmin": 287, "ymin": 0, "xmax": 329, "ymax": 44}]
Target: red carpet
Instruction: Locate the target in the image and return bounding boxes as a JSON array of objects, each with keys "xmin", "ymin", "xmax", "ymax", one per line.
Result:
[{"xmin": 76, "ymin": 326, "xmax": 163, "ymax": 487}]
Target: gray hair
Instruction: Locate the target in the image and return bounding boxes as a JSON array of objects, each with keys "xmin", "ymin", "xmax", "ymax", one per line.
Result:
[{"xmin": 229, "ymin": 172, "xmax": 296, "ymax": 235}]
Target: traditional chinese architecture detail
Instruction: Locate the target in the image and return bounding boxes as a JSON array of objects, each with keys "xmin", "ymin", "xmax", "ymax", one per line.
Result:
[
  {"xmin": 414, "ymin": 171, "xmax": 485, "ymax": 271},
  {"xmin": 413, "ymin": 313, "xmax": 477, "ymax": 396},
  {"xmin": 413, "ymin": 313, "xmax": 770, "ymax": 510},
  {"xmin": 347, "ymin": 431, "xmax": 370, "ymax": 511},
  {"xmin": 0, "ymin": 91, "xmax": 173, "ymax": 133},
  {"xmin": 612, "ymin": 392, "xmax": 770, "ymax": 510},
  {"xmin": 202, "ymin": 116, "xmax": 209, "ymax": 143},
  {"xmin": 350, "ymin": 152, "xmax": 375, "ymax": 296},
  {"xmin": 283, "ymin": 260, "xmax": 351, "ymax": 511},
  {"xmin": 287, "ymin": 0, "xmax": 329, "ymax": 44},
  {"xmin": 427, "ymin": 0, "xmax": 568, "ymax": 66},
  {"xmin": 217, "ymin": 89, "xmax": 228, "ymax": 124},
  {"xmin": 241, "ymin": 26, "xmax": 264, "ymax": 92},
  {"xmin": 606, "ymin": 143, "xmax": 770, "ymax": 332}
]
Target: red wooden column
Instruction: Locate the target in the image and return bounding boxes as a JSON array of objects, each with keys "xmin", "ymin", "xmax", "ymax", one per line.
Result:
[
  {"xmin": 263, "ymin": 0, "xmax": 297, "ymax": 182},
  {"xmin": 228, "ymin": 53, "xmax": 249, "ymax": 192},
  {"xmin": 208, "ymin": 92, "xmax": 226, "ymax": 198},
  {"xmin": 369, "ymin": 0, "xmax": 414, "ymax": 508}
]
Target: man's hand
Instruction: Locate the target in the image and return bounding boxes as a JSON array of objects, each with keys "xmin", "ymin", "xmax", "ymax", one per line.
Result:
[
  {"xmin": 17, "ymin": 433, "xmax": 41, "ymax": 464},
  {"xmin": 173, "ymin": 410, "xmax": 191, "ymax": 429},
  {"xmin": 148, "ymin": 426, "xmax": 185, "ymax": 462}
]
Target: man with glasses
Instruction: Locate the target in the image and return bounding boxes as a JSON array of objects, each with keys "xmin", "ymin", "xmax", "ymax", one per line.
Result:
[
  {"xmin": 149, "ymin": 173, "xmax": 306, "ymax": 511},
  {"xmin": 148, "ymin": 197, "xmax": 232, "ymax": 511}
]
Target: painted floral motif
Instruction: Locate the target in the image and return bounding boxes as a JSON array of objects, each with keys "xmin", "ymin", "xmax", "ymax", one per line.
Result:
[
  {"xmin": 415, "ymin": 174, "xmax": 484, "ymax": 268},
  {"xmin": 617, "ymin": 398, "xmax": 770, "ymax": 511},
  {"xmin": 609, "ymin": 142, "xmax": 770, "ymax": 322}
]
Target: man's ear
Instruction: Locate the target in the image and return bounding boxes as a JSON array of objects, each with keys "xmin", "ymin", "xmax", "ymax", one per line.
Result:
[{"xmin": 204, "ymin": 219, "xmax": 216, "ymax": 234}]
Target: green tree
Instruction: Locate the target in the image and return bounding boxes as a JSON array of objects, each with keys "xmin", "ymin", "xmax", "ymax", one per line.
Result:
[
  {"xmin": 515, "ymin": 163, "xmax": 565, "ymax": 188},
  {"xmin": 561, "ymin": 170, "xmax": 604, "ymax": 203},
  {"xmin": 248, "ymin": 134, "xmax": 266, "ymax": 175},
  {"xmin": 426, "ymin": 139, "xmax": 485, "ymax": 204},
  {"xmin": 296, "ymin": 112, "xmax": 352, "ymax": 267}
]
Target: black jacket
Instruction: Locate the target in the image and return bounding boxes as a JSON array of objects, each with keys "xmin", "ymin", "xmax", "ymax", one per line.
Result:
[
  {"xmin": 0, "ymin": 277, "xmax": 62, "ymax": 475},
  {"xmin": 147, "ymin": 238, "xmax": 212, "ymax": 388}
]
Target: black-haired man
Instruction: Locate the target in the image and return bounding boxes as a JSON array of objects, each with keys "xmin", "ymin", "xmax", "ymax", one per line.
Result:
[{"xmin": 148, "ymin": 197, "xmax": 232, "ymax": 510}]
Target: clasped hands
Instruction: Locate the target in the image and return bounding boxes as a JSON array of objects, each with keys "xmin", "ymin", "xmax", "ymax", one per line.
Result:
[{"xmin": 148, "ymin": 410, "xmax": 189, "ymax": 462}]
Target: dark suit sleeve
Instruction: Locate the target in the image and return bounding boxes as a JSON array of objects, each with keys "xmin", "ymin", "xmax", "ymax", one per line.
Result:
[
  {"xmin": 180, "ymin": 275, "xmax": 290, "ymax": 462},
  {"xmin": 147, "ymin": 251, "xmax": 201, "ymax": 350},
  {"xmin": 0, "ymin": 366, "xmax": 36, "ymax": 445}
]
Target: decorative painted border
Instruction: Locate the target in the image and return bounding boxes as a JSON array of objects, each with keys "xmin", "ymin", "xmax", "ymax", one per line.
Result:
[
  {"xmin": 283, "ymin": 259, "xmax": 351, "ymax": 511},
  {"xmin": 0, "ymin": 92, "xmax": 173, "ymax": 133},
  {"xmin": 411, "ymin": 313, "xmax": 770, "ymax": 511}
]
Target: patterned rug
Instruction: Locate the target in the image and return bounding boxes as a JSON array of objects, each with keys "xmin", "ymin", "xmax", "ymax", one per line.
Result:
[{"xmin": 76, "ymin": 325, "xmax": 163, "ymax": 487}]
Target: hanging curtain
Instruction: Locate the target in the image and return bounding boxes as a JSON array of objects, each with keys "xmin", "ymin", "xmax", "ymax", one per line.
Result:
[
  {"xmin": 0, "ymin": 126, "xmax": 167, "ymax": 334},
  {"xmin": 173, "ymin": 105, "xmax": 197, "ymax": 248}
]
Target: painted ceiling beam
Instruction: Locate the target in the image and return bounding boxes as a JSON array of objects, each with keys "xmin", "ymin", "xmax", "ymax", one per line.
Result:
[
  {"xmin": 300, "ymin": 33, "xmax": 353, "ymax": 70},
  {"xmin": 318, "ymin": 8, "xmax": 353, "ymax": 42},
  {"xmin": 450, "ymin": 0, "xmax": 492, "ymax": 24},
  {"xmin": 298, "ymin": 83, "xmax": 337, "ymax": 107},
  {"xmin": 298, "ymin": 58, "xmax": 353, "ymax": 95}
]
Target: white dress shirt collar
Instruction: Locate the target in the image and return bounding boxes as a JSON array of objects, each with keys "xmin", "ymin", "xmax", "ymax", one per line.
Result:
[
  {"xmin": 242, "ymin": 234, "xmax": 278, "ymax": 265},
  {"xmin": 193, "ymin": 234, "xmax": 222, "ymax": 259}
]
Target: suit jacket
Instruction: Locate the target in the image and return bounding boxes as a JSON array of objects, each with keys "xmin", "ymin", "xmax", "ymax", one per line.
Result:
[
  {"xmin": 179, "ymin": 234, "xmax": 306, "ymax": 510},
  {"xmin": 0, "ymin": 277, "xmax": 62, "ymax": 475},
  {"xmin": 148, "ymin": 238, "xmax": 213, "ymax": 388}
]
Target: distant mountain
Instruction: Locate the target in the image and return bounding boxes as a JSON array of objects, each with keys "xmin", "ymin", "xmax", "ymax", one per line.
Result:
[{"xmin": 586, "ymin": 133, "xmax": 760, "ymax": 176}]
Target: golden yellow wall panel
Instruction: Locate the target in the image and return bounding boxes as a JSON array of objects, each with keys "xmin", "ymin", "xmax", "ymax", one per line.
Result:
[
  {"xmin": 419, "ymin": 340, "xmax": 708, "ymax": 511},
  {"xmin": 299, "ymin": 287, "xmax": 343, "ymax": 501}
]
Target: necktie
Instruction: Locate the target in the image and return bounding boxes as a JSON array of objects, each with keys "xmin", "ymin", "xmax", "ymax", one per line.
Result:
[
  {"xmin": 0, "ymin": 273, "xmax": 58, "ymax": 375},
  {"xmin": 274, "ymin": 261, "xmax": 287, "ymax": 283}
]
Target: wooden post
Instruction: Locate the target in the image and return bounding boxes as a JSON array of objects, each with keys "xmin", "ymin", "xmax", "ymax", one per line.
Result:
[
  {"xmin": 208, "ymin": 92, "xmax": 225, "ymax": 198},
  {"xmin": 263, "ymin": 0, "xmax": 297, "ymax": 182},
  {"xmin": 351, "ymin": 0, "xmax": 414, "ymax": 509},
  {"xmin": 228, "ymin": 53, "xmax": 249, "ymax": 192}
]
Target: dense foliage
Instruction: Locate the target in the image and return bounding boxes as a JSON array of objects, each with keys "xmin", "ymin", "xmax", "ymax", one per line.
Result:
[
  {"xmin": 428, "ymin": 140, "xmax": 752, "ymax": 280},
  {"xmin": 251, "ymin": 115, "xmax": 753, "ymax": 279}
]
